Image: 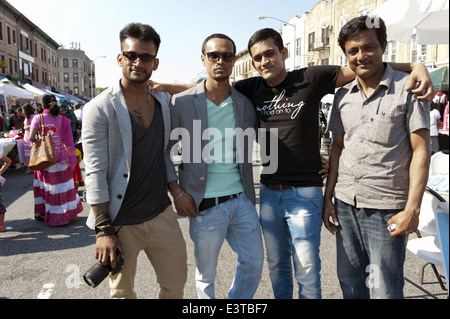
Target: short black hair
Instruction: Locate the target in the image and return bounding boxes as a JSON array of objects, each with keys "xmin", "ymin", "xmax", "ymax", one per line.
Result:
[
  {"xmin": 202, "ymin": 33, "xmax": 236, "ymax": 54},
  {"xmin": 247, "ymin": 28, "xmax": 284, "ymax": 56},
  {"xmin": 338, "ymin": 15, "xmax": 387, "ymax": 53},
  {"xmin": 120, "ymin": 23, "xmax": 161, "ymax": 54}
]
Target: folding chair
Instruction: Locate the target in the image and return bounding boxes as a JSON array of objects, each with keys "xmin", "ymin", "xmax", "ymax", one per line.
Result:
[
  {"xmin": 406, "ymin": 187, "xmax": 449, "ymax": 297},
  {"xmin": 429, "ymin": 151, "xmax": 449, "ymax": 175}
]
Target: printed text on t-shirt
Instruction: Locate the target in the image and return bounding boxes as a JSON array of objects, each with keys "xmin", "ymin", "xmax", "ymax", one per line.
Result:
[{"xmin": 256, "ymin": 89, "xmax": 305, "ymax": 119}]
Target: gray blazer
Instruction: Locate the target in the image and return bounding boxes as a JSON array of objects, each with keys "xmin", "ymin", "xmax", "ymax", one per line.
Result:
[
  {"xmin": 82, "ymin": 80, "xmax": 172, "ymax": 229},
  {"xmin": 165, "ymin": 81, "xmax": 257, "ymax": 210}
]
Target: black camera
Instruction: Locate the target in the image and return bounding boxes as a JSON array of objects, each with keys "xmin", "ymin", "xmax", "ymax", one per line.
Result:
[{"xmin": 83, "ymin": 250, "xmax": 125, "ymax": 288}]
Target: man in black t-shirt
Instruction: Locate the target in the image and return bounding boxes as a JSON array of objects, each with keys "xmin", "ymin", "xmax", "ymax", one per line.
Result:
[{"xmin": 234, "ymin": 29, "xmax": 343, "ymax": 299}]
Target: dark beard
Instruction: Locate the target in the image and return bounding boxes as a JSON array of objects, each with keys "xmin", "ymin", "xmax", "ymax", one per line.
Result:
[{"xmin": 124, "ymin": 69, "xmax": 152, "ymax": 83}]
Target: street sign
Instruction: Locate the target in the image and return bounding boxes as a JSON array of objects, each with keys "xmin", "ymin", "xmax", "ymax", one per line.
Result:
[{"xmin": 0, "ymin": 61, "xmax": 7, "ymax": 68}]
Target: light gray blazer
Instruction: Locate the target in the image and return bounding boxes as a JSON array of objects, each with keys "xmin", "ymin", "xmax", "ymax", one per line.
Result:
[
  {"xmin": 164, "ymin": 81, "xmax": 257, "ymax": 210},
  {"xmin": 82, "ymin": 80, "xmax": 172, "ymax": 229}
]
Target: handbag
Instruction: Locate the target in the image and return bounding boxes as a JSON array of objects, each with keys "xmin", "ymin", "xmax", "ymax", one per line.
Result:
[{"xmin": 28, "ymin": 115, "xmax": 56, "ymax": 171}]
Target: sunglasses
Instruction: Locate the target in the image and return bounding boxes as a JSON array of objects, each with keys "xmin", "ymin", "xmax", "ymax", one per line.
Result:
[
  {"xmin": 122, "ymin": 51, "xmax": 156, "ymax": 63},
  {"xmin": 205, "ymin": 51, "xmax": 235, "ymax": 63}
]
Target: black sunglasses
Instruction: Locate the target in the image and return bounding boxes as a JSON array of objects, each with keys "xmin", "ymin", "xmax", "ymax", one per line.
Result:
[
  {"xmin": 122, "ymin": 51, "xmax": 156, "ymax": 63},
  {"xmin": 205, "ymin": 51, "xmax": 235, "ymax": 63}
]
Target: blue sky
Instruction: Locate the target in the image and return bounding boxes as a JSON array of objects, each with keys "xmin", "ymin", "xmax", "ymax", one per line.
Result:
[{"xmin": 8, "ymin": 0, "xmax": 319, "ymax": 87}]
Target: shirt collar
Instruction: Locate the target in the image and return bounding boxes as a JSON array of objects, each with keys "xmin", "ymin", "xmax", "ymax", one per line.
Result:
[{"xmin": 350, "ymin": 63, "xmax": 394, "ymax": 94}]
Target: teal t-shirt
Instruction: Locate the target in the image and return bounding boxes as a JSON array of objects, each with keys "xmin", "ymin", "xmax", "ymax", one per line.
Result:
[{"xmin": 204, "ymin": 96, "xmax": 245, "ymax": 198}]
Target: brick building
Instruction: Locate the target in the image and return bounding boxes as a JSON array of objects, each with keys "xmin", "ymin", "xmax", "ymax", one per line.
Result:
[{"xmin": 0, "ymin": 0, "xmax": 60, "ymax": 90}]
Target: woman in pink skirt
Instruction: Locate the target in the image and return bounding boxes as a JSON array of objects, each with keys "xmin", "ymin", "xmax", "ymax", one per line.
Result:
[{"xmin": 29, "ymin": 94, "xmax": 83, "ymax": 226}]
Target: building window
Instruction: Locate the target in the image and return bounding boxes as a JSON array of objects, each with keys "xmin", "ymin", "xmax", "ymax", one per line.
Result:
[
  {"xmin": 384, "ymin": 41, "xmax": 396, "ymax": 62},
  {"xmin": 64, "ymin": 73, "xmax": 69, "ymax": 82},
  {"xmin": 73, "ymin": 59, "xmax": 78, "ymax": 68},
  {"xmin": 413, "ymin": 35, "xmax": 417, "ymax": 60},
  {"xmin": 338, "ymin": 54, "xmax": 347, "ymax": 66},
  {"xmin": 322, "ymin": 26, "xmax": 330, "ymax": 47},
  {"xmin": 296, "ymin": 38, "xmax": 301, "ymax": 56},
  {"xmin": 63, "ymin": 58, "xmax": 69, "ymax": 68},
  {"xmin": 7, "ymin": 26, "xmax": 11, "ymax": 45},
  {"xmin": 286, "ymin": 43, "xmax": 291, "ymax": 58},
  {"xmin": 308, "ymin": 32, "xmax": 315, "ymax": 51},
  {"xmin": 339, "ymin": 16, "xmax": 349, "ymax": 32},
  {"xmin": 73, "ymin": 73, "xmax": 79, "ymax": 82}
]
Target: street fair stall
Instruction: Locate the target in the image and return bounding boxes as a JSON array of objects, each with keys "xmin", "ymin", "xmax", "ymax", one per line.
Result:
[
  {"xmin": 0, "ymin": 82, "xmax": 34, "ymax": 169},
  {"xmin": 0, "ymin": 82, "xmax": 34, "ymax": 119}
]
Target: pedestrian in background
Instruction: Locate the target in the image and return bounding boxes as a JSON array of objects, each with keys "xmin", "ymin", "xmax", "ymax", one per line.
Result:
[
  {"xmin": 430, "ymin": 102, "xmax": 442, "ymax": 155},
  {"xmin": 0, "ymin": 152, "xmax": 12, "ymax": 232},
  {"xmin": 29, "ymin": 93, "xmax": 83, "ymax": 226},
  {"xmin": 21, "ymin": 103, "xmax": 36, "ymax": 173}
]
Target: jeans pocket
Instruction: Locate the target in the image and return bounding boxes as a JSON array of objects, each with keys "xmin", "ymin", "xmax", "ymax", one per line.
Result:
[{"xmin": 292, "ymin": 187, "xmax": 323, "ymax": 210}]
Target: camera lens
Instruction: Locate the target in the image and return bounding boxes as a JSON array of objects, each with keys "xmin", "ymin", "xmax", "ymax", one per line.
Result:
[
  {"xmin": 83, "ymin": 262, "xmax": 110, "ymax": 288},
  {"xmin": 83, "ymin": 249, "xmax": 125, "ymax": 288}
]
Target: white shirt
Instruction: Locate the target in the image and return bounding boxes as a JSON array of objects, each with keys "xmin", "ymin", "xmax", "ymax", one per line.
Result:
[
  {"xmin": 430, "ymin": 109, "xmax": 441, "ymax": 136},
  {"xmin": 74, "ymin": 109, "xmax": 83, "ymax": 122}
]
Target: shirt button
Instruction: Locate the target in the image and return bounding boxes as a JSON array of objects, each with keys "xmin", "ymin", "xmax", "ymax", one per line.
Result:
[
  {"xmin": 117, "ymin": 195, "xmax": 123, "ymax": 199},
  {"xmin": 124, "ymin": 174, "xmax": 128, "ymax": 178},
  {"xmin": 200, "ymin": 177, "xmax": 205, "ymax": 181}
]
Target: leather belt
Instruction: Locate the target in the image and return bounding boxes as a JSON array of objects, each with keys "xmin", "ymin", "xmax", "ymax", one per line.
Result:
[
  {"xmin": 264, "ymin": 183, "xmax": 294, "ymax": 191},
  {"xmin": 199, "ymin": 193, "xmax": 241, "ymax": 212}
]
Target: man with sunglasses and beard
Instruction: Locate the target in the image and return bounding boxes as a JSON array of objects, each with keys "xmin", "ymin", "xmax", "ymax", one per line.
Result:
[
  {"xmin": 164, "ymin": 34, "xmax": 264, "ymax": 299},
  {"xmin": 82, "ymin": 23, "xmax": 187, "ymax": 299}
]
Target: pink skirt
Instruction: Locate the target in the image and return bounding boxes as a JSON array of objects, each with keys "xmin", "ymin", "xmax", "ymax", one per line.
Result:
[{"xmin": 34, "ymin": 162, "xmax": 83, "ymax": 226}]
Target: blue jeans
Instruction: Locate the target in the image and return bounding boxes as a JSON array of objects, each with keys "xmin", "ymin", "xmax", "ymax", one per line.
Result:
[
  {"xmin": 335, "ymin": 199, "xmax": 407, "ymax": 299},
  {"xmin": 259, "ymin": 185, "xmax": 323, "ymax": 299},
  {"xmin": 189, "ymin": 192, "xmax": 264, "ymax": 299}
]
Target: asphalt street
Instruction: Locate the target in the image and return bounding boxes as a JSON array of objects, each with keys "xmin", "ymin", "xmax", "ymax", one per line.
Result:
[{"xmin": 0, "ymin": 148, "xmax": 447, "ymax": 302}]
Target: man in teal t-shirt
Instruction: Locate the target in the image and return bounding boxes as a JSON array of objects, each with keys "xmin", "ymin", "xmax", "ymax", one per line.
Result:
[{"xmin": 165, "ymin": 34, "xmax": 264, "ymax": 299}]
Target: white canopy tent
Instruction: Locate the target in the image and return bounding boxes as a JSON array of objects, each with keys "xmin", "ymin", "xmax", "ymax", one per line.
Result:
[
  {"xmin": 0, "ymin": 82, "xmax": 34, "ymax": 100},
  {"xmin": 1, "ymin": 82, "xmax": 34, "ymax": 113},
  {"xmin": 22, "ymin": 83, "xmax": 46, "ymax": 98},
  {"xmin": 371, "ymin": 0, "xmax": 449, "ymax": 45}
]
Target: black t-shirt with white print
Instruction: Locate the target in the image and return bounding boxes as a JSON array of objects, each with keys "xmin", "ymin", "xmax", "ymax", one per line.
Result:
[{"xmin": 234, "ymin": 65, "xmax": 339, "ymax": 187}]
